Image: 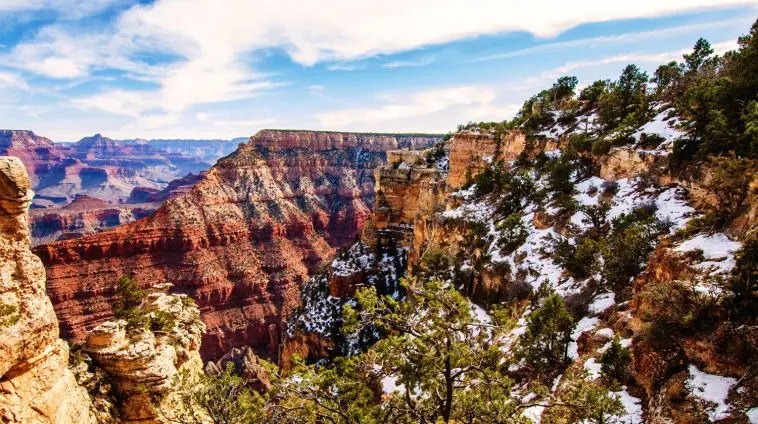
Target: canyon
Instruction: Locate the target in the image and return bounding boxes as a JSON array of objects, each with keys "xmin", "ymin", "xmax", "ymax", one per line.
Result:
[
  {"xmin": 2, "ymin": 130, "xmax": 236, "ymax": 245},
  {"xmin": 35, "ymin": 130, "xmax": 440, "ymax": 362}
]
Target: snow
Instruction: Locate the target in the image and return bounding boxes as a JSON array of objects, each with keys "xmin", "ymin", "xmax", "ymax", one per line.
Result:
[
  {"xmin": 450, "ymin": 184, "xmax": 476, "ymax": 200},
  {"xmin": 607, "ymin": 179, "xmax": 645, "ymax": 220},
  {"xmin": 654, "ymin": 187, "xmax": 696, "ymax": 232},
  {"xmin": 584, "ymin": 357, "xmax": 602, "ymax": 380},
  {"xmin": 568, "ymin": 317, "xmax": 600, "ymax": 359},
  {"xmin": 544, "ymin": 149, "xmax": 562, "ymax": 159},
  {"xmin": 551, "ymin": 374, "xmax": 562, "ymax": 392},
  {"xmin": 521, "ymin": 404, "xmax": 544, "ymax": 423},
  {"xmin": 594, "ymin": 327, "xmax": 615, "ymax": 339},
  {"xmin": 632, "ymin": 107, "xmax": 684, "ymax": 154},
  {"xmin": 588, "ymin": 292, "xmax": 616, "ymax": 315},
  {"xmin": 598, "ymin": 337, "xmax": 632, "ymax": 354},
  {"xmin": 686, "ymin": 364, "xmax": 737, "ymax": 421},
  {"xmin": 470, "ymin": 302, "xmax": 492, "ymax": 325},
  {"xmin": 613, "ymin": 387, "xmax": 644, "ymax": 423},
  {"xmin": 747, "ymin": 408, "xmax": 758, "ymax": 424},
  {"xmin": 441, "ymin": 200, "xmax": 493, "ymax": 223},
  {"xmin": 675, "ymin": 233, "xmax": 742, "ymax": 274}
]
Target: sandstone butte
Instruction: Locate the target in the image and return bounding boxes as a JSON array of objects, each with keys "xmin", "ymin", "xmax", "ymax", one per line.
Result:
[
  {"xmin": 35, "ymin": 130, "xmax": 440, "ymax": 361},
  {"xmin": 0, "ymin": 156, "xmax": 94, "ymax": 424}
]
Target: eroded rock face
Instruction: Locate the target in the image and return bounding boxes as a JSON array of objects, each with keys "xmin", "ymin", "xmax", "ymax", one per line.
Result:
[
  {"xmin": 446, "ymin": 130, "xmax": 526, "ymax": 190},
  {"xmin": 83, "ymin": 290, "xmax": 205, "ymax": 423},
  {"xmin": 0, "ymin": 156, "xmax": 93, "ymax": 424},
  {"xmin": 30, "ymin": 195, "xmax": 156, "ymax": 246},
  {"xmin": 36, "ymin": 131, "xmax": 439, "ymax": 361}
]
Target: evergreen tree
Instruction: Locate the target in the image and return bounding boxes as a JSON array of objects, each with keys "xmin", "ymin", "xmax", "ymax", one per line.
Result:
[{"xmin": 517, "ymin": 293, "xmax": 575, "ymax": 374}]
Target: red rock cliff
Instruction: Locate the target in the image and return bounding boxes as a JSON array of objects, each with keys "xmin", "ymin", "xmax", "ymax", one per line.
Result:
[{"xmin": 35, "ymin": 130, "xmax": 439, "ymax": 361}]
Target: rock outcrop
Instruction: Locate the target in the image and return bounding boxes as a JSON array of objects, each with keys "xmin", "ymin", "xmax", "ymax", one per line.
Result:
[
  {"xmin": 446, "ymin": 130, "xmax": 526, "ymax": 190},
  {"xmin": 82, "ymin": 289, "xmax": 205, "ymax": 423},
  {"xmin": 0, "ymin": 156, "xmax": 93, "ymax": 424},
  {"xmin": 36, "ymin": 131, "xmax": 439, "ymax": 362}
]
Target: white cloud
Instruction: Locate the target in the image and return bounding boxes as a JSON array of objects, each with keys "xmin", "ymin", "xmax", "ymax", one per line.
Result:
[
  {"xmin": 3, "ymin": 0, "xmax": 752, "ymax": 134},
  {"xmin": 471, "ymin": 16, "xmax": 753, "ymax": 62},
  {"xmin": 315, "ymin": 85, "xmax": 518, "ymax": 131},
  {"xmin": 0, "ymin": 71, "xmax": 29, "ymax": 90},
  {"xmin": 382, "ymin": 55, "xmax": 436, "ymax": 69}
]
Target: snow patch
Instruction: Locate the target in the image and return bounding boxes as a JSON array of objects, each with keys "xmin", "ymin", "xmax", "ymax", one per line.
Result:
[
  {"xmin": 588, "ymin": 292, "xmax": 616, "ymax": 315},
  {"xmin": 686, "ymin": 364, "xmax": 737, "ymax": 421}
]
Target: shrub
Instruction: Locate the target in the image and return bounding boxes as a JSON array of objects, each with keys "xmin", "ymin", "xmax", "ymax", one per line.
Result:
[
  {"xmin": 546, "ymin": 156, "xmax": 575, "ymax": 194},
  {"xmin": 517, "ymin": 293, "xmax": 575, "ymax": 374},
  {"xmin": 552, "ymin": 236, "xmax": 601, "ymax": 280},
  {"xmin": 637, "ymin": 133, "xmax": 666, "ymax": 149},
  {"xmin": 727, "ymin": 237, "xmax": 758, "ymax": 316},
  {"xmin": 639, "ymin": 279, "xmax": 716, "ymax": 331},
  {"xmin": 591, "ymin": 139, "xmax": 612, "ymax": 156},
  {"xmin": 601, "ymin": 180, "xmax": 619, "ymax": 196},
  {"xmin": 112, "ymin": 276, "xmax": 150, "ymax": 333},
  {"xmin": 419, "ymin": 248, "xmax": 453, "ymax": 280},
  {"xmin": 701, "ymin": 155, "xmax": 757, "ymax": 225},
  {"xmin": 150, "ymin": 310, "xmax": 176, "ymax": 333},
  {"xmin": 600, "ymin": 336, "xmax": 631, "ymax": 381},
  {"xmin": 0, "ymin": 302, "xmax": 19, "ymax": 328},
  {"xmin": 603, "ymin": 206, "xmax": 666, "ymax": 291},
  {"xmin": 580, "ymin": 203, "xmax": 611, "ymax": 238},
  {"xmin": 497, "ymin": 213, "xmax": 528, "ymax": 253}
]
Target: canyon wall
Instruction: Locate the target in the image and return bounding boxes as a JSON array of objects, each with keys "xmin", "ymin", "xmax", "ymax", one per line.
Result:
[
  {"xmin": 446, "ymin": 130, "xmax": 526, "ymax": 190},
  {"xmin": 0, "ymin": 156, "xmax": 93, "ymax": 424},
  {"xmin": 1, "ymin": 130, "xmax": 214, "ymax": 207},
  {"xmin": 36, "ymin": 131, "xmax": 439, "ymax": 361}
]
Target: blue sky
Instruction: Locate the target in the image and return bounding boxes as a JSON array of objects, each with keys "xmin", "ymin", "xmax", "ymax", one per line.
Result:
[{"xmin": 0, "ymin": 0, "xmax": 756, "ymax": 141}]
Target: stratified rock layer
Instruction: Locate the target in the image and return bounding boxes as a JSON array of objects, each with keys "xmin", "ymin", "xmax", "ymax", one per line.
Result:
[
  {"xmin": 0, "ymin": 156, "xmax": 93, "ymax": 424},
  {"xmin": 36, "ymin": 131, "xmax": 439, "ymax": 361},
  {"xmin": 83, "ymin": 290, "xmax": 205, "ymax": 423}
]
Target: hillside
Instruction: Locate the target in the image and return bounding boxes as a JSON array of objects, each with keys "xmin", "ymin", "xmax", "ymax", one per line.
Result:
[{"xmin": 271, "ymin": 22, "xmax": 758, "ymax": 423}]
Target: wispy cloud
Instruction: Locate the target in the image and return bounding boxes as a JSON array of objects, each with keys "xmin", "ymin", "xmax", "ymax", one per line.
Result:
[
  {"xmin": 315, "ymin": 85, "xmax": 518, "ymax": 130},
  {"xmin": 470, "ymin": 16, "xmax": 753, "ymax": 63},
  {"xmin": 382, "ymin": 55, "xmax": 436, "ymax": 69},
  {"xmin": 0, "ymin": 71, "xmax": 30, "ymax": 90}
]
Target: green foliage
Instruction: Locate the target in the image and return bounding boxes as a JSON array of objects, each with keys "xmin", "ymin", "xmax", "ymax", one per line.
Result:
[
  {"xmin": 727, "ymin": 237, "xmax": 758, "ymax": 316},
  {"xmin": 543, "ymin": 370, "xmax": 624, "ymax": 424},
  {"xmin": 597, "ymin": 64, "xmax": 649, "ymax": 131},
  {"xmin": 700, "ymin": 155, "xmax": 757, "ymax": 225},
  {"xmin": 603, "ymin": 207, "xmax": 665, "ymax": 291},
  {"xmin": 684, "ymin": 38, "xmax": 716, "ymax": 73},
  {"xmin": 639, "ymin": 278, "xmax": 716, "ymax": 331},
  {"xmin": 552, "ymin": 236, "xmax": 601, "ymax": 280},
  {"xmin": 112, "ymin": 276, "xmax": 150, "ymax": 333},
  {"xmin": 0, "ymin": 301, "xmax": 19, "ymax": 327},
  {"xmin": 418, "ymin": 247, "xmax": 453, "ymax": 280},
  {"xmin": 150, "ymin": 310, "xmax": 176, "ymax": 333},
  {"xmin": 161, "ymin": 363, "xmax": 266, "ymax": 424},
  {"xmin": 517, "ymin": 292, "xmax": 575, "ymax": 374},
  {"xmin": 600, "ymin": 336, "xmax": 631, "ymax": 382},
  {"xmin": 545, "ymin": 155, "xmax": 575, "ymax": 194},
  {"xmin": 272, "ymin": 355, "xmax": 382, "ymax": 423},
  {"xmin": 341, "ymin": 277, "xmax": 525, "ymax": 423},
  {"xmin": 497, "ymin": 213, "xmax": 528, "ymax": 253}
]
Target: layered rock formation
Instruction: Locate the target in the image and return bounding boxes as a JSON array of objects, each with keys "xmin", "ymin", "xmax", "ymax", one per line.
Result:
[
  {"xmin": 29, "ymin": 195, "xmax": 155, "ymax": 246},
  {"xmin": 82, "ymin": 289, "xmax": 205, "ymax": 423},
  {"xmin": 0, "ymin": 130, "xmax": 64, "ymax": 187},
  {"xmin": 1, "ymin": 130, "xmax": 219, "ymax": 207},
  {"xmin": 36, "ymin": 130, "xmax": 439, "ymax": 361},
  {"xmin": 0, "ymin": 156, "xmax": 93, "ymax": 424},
  {"xmin": 446, "ymin": 130, "xmax": 526, "ymax": 189}
]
